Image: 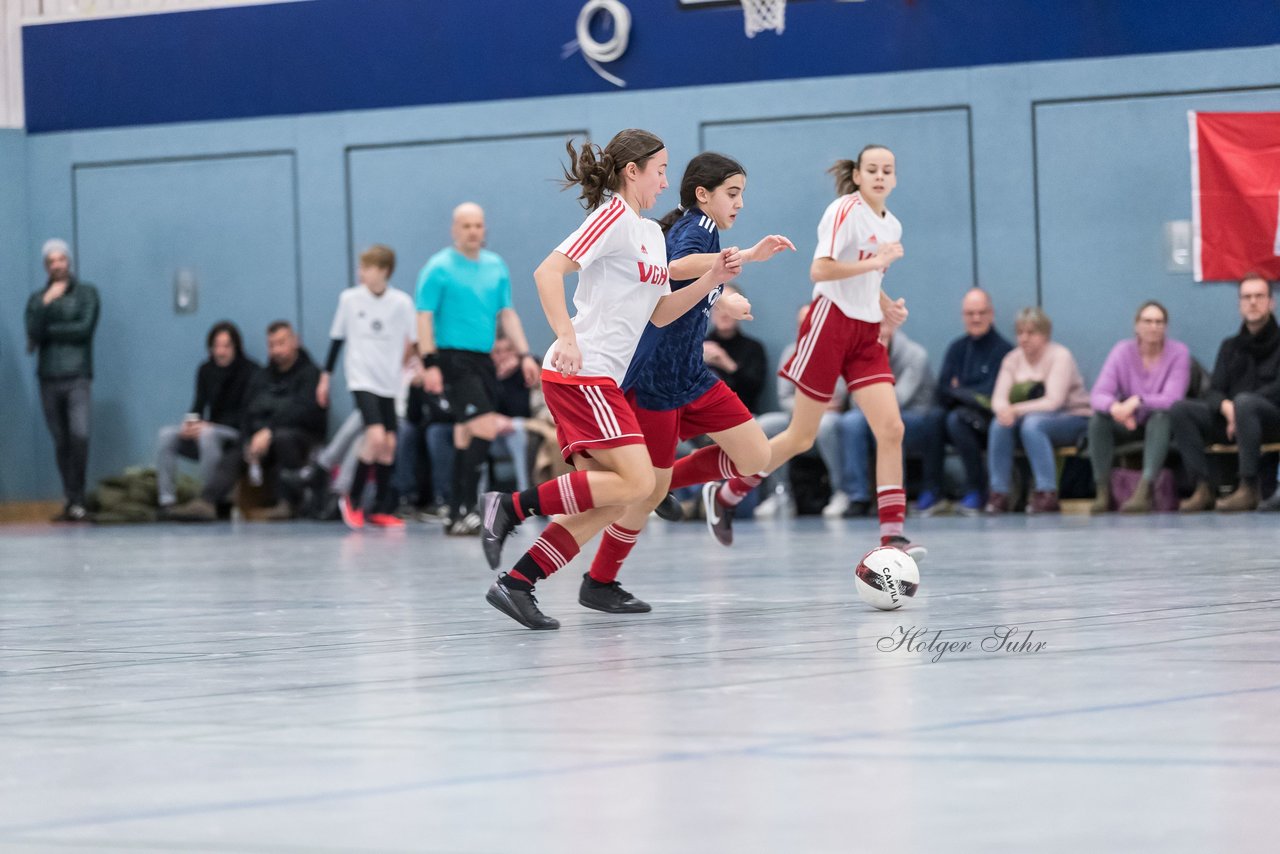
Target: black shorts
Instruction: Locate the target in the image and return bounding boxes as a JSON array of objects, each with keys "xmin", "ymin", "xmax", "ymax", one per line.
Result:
[
  {"xmin": 352, "ymin": 391, "xmax": 398, "ymax": 432},
  {"xmin": 439, "ymin": 348, "xmax": 499, "ymax": 422}
]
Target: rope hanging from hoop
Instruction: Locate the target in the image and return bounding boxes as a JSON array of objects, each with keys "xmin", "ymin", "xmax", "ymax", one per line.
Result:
[{"xmin": 564, "ymin": 0, "xmax": 631, "ymax": 88}]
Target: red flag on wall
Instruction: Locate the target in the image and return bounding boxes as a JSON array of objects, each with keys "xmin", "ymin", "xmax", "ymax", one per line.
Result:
[{"xmin": 1189, "ymin": 111, "xmax": 1280, "ymax": 282}]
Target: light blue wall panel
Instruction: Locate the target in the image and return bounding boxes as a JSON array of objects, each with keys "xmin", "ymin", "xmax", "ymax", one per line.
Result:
[
  {"xmin": 0, "ymin": 131, "xmax": 39, "ymax": 499},
  {"xmin": 344, "ymin": 130, "xmax": 590, "ymax": 359},
  {"xmin": 1035, "ymin": 86, "xmax": 1280, "ymax": 380},
  {"xmin": 72, "ymin": 153, "xmax": 301, "ymax": 480}
]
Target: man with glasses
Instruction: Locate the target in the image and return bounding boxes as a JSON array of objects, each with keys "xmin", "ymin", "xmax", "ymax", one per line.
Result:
[
  {"xmin": 1171, "ymin": 273, "xmax": 1280, "ymax": 512},
  {"xmin": 936, "ymin": 288, "xmax": 1013, "ymax": 515}
]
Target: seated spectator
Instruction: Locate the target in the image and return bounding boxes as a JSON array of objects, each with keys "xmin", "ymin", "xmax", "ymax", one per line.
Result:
[
  {"xmin": 936, "ymin": 288, "xmax": 1014, "ymax": 515},
  {"xmin": 1172, "ymin": 273, "xmax": 1280, "ymax": 512},
  {"xmin": 986, "ymin": 307, "xmax": 1091, "ymax": 514},
  {"xmin": 704, "ymin": 283, "xmax": 767, "ymax": 414},
  {"xmin": 423, "ymin": 338, "xmax": 541, "ymax": 511},
  {"xmin": 171, "ymin": 321, "xmax": 326, "ymax": 521},
  {"xmin": 837, "ymin": 329, "xmax": 946, "ymax": 516},
  {"xmin": 755, "ymin": 304, "xmax": 843, "ymax": 516},
  {"xmin": 488, "ymin": 336, "xmax": 538, "ymax": 494},
  {"xmin": 156, "ymin": 321, "xmax": 257, "ymax": 516},
  {"xmin": 1087, "ymin": 301, "xmax": 1190, "ymax": 513}
]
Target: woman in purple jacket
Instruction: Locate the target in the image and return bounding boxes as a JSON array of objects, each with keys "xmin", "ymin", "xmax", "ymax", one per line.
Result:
[{"xmin": 1088, "ymin": 300, "xmax": 1190, "ymax": 513}]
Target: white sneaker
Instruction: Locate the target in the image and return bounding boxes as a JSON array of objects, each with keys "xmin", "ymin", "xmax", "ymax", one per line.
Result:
[
  {"xmin": 755, "ymin": 489, "xmax": 795, "ymax": 518},
  {"xmin": 822, "ymin": 491, "xmax": 851, "ymax": 517},
  {"xmin": 755, "ymin": 495, "xmax": 781, "ymax": 517}
]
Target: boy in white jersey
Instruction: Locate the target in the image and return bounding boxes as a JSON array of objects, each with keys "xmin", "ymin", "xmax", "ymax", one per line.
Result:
[
  {"xmin": 318, "ymin": 245, "xmax": 418, "ymax": 530},
  {"xmin": 712, "ymin": 145, "xmax": 927, "ymax": 560},
  {"xmin": 478, "ymin": 129, "xmax": 741, "ymax": 630}
]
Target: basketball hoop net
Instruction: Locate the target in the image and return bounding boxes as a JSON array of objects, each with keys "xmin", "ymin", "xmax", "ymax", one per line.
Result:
[{"xmin": 742, "ymin": 0, "xmax": 786, "ymax": 36}]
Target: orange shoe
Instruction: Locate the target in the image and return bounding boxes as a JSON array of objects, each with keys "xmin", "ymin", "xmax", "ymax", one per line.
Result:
[
  {"xmin": 339, "ymin": 496, "xmax": 364, "ymax": 530},
  {"xmin": 368, "ymin": 513, "xmax": 405, "ymax": 529}
]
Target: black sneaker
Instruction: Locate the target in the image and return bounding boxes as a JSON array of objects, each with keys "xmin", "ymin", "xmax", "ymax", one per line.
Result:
[
  {"xmin": 883, "ymin": 535, "xmax": 928, "ymax": 562},
  {"xmin": 481, "ymin": 491, "xmax": 519, "ymax": 569},
  {"xmin": 578, "ymin": 574, "xmax": 652, "ymax": 614},
  {"xmin": 486, "ymin": 580, "xmax": 560, "ymax": 630},
  {"xmin": 701, "ymin": 481, "xmax": 734, "ymax": 547},
  {"xmin": 843, "ymin": 500, "xmax": 871, "ymax": 518},
  {"xmin": 653, "ymin": 492, "xmax": 684, "ymax": 522}
]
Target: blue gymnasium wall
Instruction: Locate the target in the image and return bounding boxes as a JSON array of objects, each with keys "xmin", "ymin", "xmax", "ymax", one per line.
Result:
[
  {"xmin": 1, "ymin": 130, "xmax": 35, "ymax": 500},
  {"xmin": 5, "ymin": 0, "xmax": 1280, "ymax": 499}
]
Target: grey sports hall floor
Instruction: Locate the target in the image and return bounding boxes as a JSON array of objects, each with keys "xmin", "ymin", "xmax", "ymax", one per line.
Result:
[{"xmin": 1, "ymin": 513, "xmax": 1277, "ymax": 853}]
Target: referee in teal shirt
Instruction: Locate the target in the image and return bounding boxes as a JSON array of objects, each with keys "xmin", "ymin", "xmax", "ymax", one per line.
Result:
[{"xmin": 416, "ymin": 202, "xmax": 541, "ymax": 535}]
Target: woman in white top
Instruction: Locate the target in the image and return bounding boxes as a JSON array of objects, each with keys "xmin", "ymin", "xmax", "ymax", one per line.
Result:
[
  {"xmin": 712, "ymin": 145, "xmax": 925, "ymax": 561},
  {"xmin": 482, "ymin": 128, "xmax": 740, "ymax": 630}
]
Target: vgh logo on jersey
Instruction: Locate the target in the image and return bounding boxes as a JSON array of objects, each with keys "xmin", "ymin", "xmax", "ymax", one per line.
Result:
[{"xmin": 637, "ymin": 262, "xmax": 669, "ymax": 287}]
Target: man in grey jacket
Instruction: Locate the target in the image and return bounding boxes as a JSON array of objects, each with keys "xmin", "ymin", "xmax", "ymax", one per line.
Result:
[{"xmin": 25, "ymin": 239, "xmax": 101, "ymax": 522}]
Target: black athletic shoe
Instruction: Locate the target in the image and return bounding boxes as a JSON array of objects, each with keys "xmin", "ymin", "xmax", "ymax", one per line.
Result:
[
  {"xmin": 883, "ymin": 535, "xmax": 928, "ymax": 562},
  {"xmin": 653, "ymin": 491, "xmax": 684, "ymax": 522},
  {"xmin": 578, "ymin": 574, "xmax": 652, "ymax": 614},
  {"xmin": 843, "ymin": 500, "xmax": 872, "ymax": 518},
  {"xmin": 486, "ymin": 580, "xmax": 560, "ymax": 630},
  {"xmin": 701, "ymin": 481, "xmax": 734, "ymax": 547},
  {"xmin": 481, "ymin": 491, "xmax": 519, "ymax": 569}
]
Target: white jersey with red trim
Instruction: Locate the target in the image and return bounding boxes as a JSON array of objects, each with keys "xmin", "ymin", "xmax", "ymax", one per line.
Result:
[
  {"xmin": 811, "ymin": 191, "xmax": 902, "ymax": 323},
  {"xmin": 547, "ymin": 194, "xmax": 671, "ymax": 384}
]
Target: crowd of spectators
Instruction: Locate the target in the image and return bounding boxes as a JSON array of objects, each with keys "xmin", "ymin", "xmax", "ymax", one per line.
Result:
[{"xmin": 23, "ymin": 231, "xmax": 1280, "ymax": 524}]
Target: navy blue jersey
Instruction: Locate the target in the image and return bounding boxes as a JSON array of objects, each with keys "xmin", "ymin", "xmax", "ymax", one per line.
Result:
[{"xmin": 622, "ymin": 208, "xmax": 723, "ymax": 410}]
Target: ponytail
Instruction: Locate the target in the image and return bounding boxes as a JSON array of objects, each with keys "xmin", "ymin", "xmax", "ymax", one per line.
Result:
[{"xmin": 561, "ymin": 128, "xmax": 665, "ymax": 211}]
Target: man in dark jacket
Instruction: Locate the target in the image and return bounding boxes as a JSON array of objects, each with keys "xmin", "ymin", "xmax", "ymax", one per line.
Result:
[
  {"xmin": 172, "ymin": 321, "xmax": 326, "ymax": 521},
  {"xmin": 936, "ymin": 288, "xmax": 1014, "ymax": 515},
  {"xmin": 155, "ymin": 321, "xmax": 258, "ymax": 514},
  {"xmin": 1172, "ymin": 274, "xmax": 1280, "ymax": 512},
  {"xmin": 704, "ymin": 283, "xmax": 767, "ymax": 414},
  {"xmin": 25, "ymin": 238, "xmax": 101, "ymax": 522}
]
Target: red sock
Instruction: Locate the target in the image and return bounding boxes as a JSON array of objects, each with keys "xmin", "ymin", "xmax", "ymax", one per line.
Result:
[
  {"xmin": 524, "ymin": 522, "xmax": 581, "ymax": 580},
  {"xmin": 877, "ymin": 485, "xmax": 907, "ymax": 541},
  {"xmin": 717, "ymin": 473, "xmax": 763, "ymax": 507},
  {"xmin": 588, "ymin": 524, "xmax": 641, "ymax": 584},
  {"xmin": 671, "ymin": 446, "xmax": 747, "ymax": 491},
  {"xmin": 516, "ymin": 470, "xmax": 595, "ymax": 518}
]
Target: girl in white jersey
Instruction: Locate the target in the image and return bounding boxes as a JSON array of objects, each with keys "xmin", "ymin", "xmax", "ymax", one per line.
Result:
[
  {"xmin": 711, "ymin": 145, "xmax": 927, "ymax": 561},
  {"xmin": 482, "ymin": 129, "xmax": 741, "ymax": 630}
]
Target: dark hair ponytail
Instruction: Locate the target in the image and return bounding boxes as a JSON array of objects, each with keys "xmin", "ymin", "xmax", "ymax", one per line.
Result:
[
  {"xmin": 656, "ymin": 151, "xmax": 746, "ymax": 234},
  {"xmin": 828, "ymin": 144, "xmax": 891, "ymax": 196},
  {"xmin": 561, "ymin": 128, "xmax": 665, "ymax": 210}
]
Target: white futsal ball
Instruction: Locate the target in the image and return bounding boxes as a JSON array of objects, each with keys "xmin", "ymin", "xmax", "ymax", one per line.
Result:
[{"xmin": 855, "ymin": 547, "xmax": 920, "ymax": 611}]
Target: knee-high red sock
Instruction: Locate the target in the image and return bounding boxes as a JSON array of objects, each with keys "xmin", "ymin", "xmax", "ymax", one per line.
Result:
[
  {"xmin": 717, "ymin": 473, "xmax": 763, "ymax": 507},
  {"xmin": 670, "ymin": 446, "xmax": 748, "ymax": 491},
  {"xmin": 877, "ymin": 485, "xmax": 907, "ymax": 542},
  {"xmin": 507, "ymin": 521, "xmax": 581, "ymax": 587},
  {"xmin": 512, "ymin": 470, "xmax": 595, "ymax": 520},
  {"xmin": 588, "ymin": 524, "xmax": 641, "ymax": 584}
]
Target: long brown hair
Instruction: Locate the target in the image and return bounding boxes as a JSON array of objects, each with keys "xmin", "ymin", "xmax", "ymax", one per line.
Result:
[
  {"xmin": 827, "ymin": 144, "xmax": 892, "ymax": 196},
  {"xmin": 561, "ymin": 129, "xmax": 665, "ymax": 210}
]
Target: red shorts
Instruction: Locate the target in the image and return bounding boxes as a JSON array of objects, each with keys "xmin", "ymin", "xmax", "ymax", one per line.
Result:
[
  {"xmin": 629, "ymin": 380, "xmax": 755, "ymax": 468},
  {"xmin": 541, "ymin": 371, "xmax": 646, "ymax": 462},
  {"xmin": 779, "ymin": 296, "xmax": 894, "ymax": 402}
]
